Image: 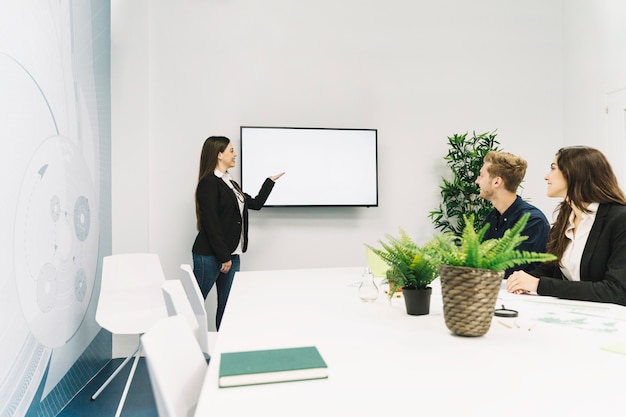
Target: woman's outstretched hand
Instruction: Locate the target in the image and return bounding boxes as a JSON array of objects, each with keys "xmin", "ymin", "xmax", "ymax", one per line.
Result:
[{"xmin": 269, "ymin": 172, "xmax": 285, "ymax": 181}]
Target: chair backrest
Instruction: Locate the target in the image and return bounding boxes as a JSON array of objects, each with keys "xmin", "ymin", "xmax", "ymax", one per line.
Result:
[
  {"xmin": 96, "ymin": 253, "xmax": 168, "ymax": 334},
  {"xmin": 366, "ymin": 247, "xmax": 390, "ymax": 279},
  {"xmin": 162, "ymin": 280, "xmax": 201, "ymax": 343},
  {"xmin": 141, "ymin": 315, "xmax": 208, "ymax": 417},
  {"xmin": 179, "ymin": 264, "xmax": 210, "ymax": 355}
]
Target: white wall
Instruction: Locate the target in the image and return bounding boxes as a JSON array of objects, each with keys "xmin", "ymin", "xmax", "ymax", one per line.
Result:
[
  {"xmin": 111, "ymin": 0, "xmax": 151, "ymax": 254},
  {"xmin": 562, "ymin": 0, "xmax": 626, "ymax": 150},
  {"xmin": 112, "ymin": 0, "xmax": 626, "ymax": 285}
]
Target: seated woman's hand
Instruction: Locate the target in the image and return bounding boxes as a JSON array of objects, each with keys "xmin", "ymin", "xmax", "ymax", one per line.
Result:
[{"xmin": 506, "ymin": 270, "xmax": 539, "ymax": 294}]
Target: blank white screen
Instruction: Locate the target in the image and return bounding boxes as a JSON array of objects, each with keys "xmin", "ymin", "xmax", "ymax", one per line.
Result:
[{"xmin": 240, "ymin": 127, "xmax": 378, "ymax": 207}]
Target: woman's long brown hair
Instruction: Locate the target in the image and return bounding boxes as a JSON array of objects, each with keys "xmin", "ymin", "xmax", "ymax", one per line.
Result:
[
  {"xmin": 195, "ymin": 136, "xmax": 230, "ymax": 231},
  {"xmin": 548, "ymin": 146, "xmax": 626, "ymax": 261}
]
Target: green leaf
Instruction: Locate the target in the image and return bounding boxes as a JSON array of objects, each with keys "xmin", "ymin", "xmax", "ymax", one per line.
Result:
[
  {"xmin": 423, "ymin": 212, "xmax": 557, "ymax": 271},
  {"xmin": 365, "ymin": 229, "xmax": 439, "ymax": 297},
  {"xmin": 428, "ymin": 130, "xmax": 501, "ymax": 236}
]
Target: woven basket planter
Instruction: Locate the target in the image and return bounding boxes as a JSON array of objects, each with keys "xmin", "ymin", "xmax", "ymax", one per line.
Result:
[{"xmin": 438, "ymin": 264, "xmax": 503, "ymax": 337}]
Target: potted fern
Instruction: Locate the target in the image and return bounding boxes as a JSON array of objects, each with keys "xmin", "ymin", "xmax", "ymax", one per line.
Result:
[
  {"xmin": 424, "ymin": 212, "xmax": 556, "ymax": 336},
  {"xmin": 366, "ymin": 229, "xmax": 438, "ymax": 315}
]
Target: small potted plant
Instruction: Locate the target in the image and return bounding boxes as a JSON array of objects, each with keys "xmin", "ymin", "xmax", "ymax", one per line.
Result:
[
  {"xmin": 366, "ymin": 229, "xmax": 438, "ymax": 315},
  {"xmin": 424, "ymin": 212, "xmax": 556, "ymax": 336}
]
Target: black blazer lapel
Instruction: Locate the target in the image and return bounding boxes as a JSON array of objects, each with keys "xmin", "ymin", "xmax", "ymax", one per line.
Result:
[
  {"xmin": 580, "ymin": 203, "xmax": 609, "ymax": 279},
  {"xmin": 218, "ymin": 178, "xmax": 239, "ymax": 206}
]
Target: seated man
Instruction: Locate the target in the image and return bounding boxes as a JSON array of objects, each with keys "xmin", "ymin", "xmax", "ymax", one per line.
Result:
[{"xmin": 475, "ymin": 151, "xmax": 550, "ymax": 278}]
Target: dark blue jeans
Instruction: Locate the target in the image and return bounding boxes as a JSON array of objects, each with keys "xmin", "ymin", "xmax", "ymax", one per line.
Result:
[{"xmin": 192, "ymin": 253, "xmax": 240, "ymax": 330}]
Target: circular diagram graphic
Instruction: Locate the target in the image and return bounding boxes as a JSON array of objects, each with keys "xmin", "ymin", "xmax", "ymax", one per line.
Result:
[
  {"xmin": 2, "ymin": 2, "xmax": 104, "ymax": 415},
  {"xmin": 14, "ymin": 135, "xmax": 99, "ymax": 348},
  {"xmin": 0, "ymin": 50, "xmax": 58, "ymax": 417}
]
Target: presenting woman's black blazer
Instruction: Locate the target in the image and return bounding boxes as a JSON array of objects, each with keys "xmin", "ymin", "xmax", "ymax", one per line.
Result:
[
  {"xmin": 192, "ymin": 174, "xmax": 274, "ymax": 263},
  {"xmin": 533, "ymin": 203, "xmax": 626, "ymax": 305}
]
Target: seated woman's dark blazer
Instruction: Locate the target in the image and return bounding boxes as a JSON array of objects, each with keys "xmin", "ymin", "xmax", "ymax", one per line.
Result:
[{"xmin": 532, "ymin": 203, "xmax": 626, "ymax": 305}]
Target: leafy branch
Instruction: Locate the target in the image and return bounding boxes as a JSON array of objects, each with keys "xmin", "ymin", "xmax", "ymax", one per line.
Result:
[{"xmin": 429, "ymin": 130, "xmax": 501, "ymax": 236}]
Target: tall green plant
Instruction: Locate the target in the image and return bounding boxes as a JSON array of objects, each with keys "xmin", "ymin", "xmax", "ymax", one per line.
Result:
[{"xmin": 429, "ymin": 130, "xmax": 501, "ymax": 236}]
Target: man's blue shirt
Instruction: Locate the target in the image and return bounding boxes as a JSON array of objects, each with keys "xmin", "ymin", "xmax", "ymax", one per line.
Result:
[{"xmin": 482, "ymin": 195, "xmax": 550, "ymax": 278}]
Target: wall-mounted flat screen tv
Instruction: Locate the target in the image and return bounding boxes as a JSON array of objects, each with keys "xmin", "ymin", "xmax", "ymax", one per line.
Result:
[{"xmin": 240, "ymin": 126, "xmax": 378, "ymax": 207}]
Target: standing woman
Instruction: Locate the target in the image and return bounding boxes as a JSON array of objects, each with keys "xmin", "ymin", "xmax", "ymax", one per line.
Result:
[
  {"xmin": 192, "ymin": 136, "xmax": 284, "ymax": 329},
  {"xmin": 506, "ymin": 146, "xmax": 626, "ymax": 305}
]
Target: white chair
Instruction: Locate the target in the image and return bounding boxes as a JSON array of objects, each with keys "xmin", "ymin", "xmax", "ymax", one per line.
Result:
[
  {"xmin": 141, "ymin": 315, "xmax": 208, "ymax": 417},
  {"xmin": 366, "ymin": 247, "xmax": 390, "ymax": 279},
  {"xmin": 179, "ymin": 264, "xmax": 218, "ymax": 357},
  {"xmin": 161, "ymin": 279, "xmax": 204, "ymax": 358},
  {"xmin": 92, "ymin": 253, "xmax": 169, "ymax": 417}
]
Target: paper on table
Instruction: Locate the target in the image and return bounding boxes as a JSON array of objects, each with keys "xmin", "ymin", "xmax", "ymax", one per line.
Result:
[
  {"xmin": 601, "ymin": 342, "xmax": 626, "ymax": 355},
  {"xmin": 500, "ymin": 297, "xmax": 625, "ymax": 333}
]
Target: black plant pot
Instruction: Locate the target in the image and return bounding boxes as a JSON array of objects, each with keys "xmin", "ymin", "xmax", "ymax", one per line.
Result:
[{"xmin": 402, "ymin": 287, "xmax": 432, "ymax": 316}]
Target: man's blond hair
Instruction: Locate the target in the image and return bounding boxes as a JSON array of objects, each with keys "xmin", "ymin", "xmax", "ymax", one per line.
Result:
[{"xmin": 483, "ymin": 151, "xmax": 527, "ymax": 193}]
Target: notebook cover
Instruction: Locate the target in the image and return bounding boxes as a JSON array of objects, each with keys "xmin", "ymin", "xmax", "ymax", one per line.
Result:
[{"xmin": 219, "ymin": 346, "xmax": 328, "ymax": 387}]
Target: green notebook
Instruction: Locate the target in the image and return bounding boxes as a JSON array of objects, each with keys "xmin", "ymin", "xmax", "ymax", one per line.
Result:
[{"xmin": 219, "ymin": 346, "xmax": 328, "ymax": 388}]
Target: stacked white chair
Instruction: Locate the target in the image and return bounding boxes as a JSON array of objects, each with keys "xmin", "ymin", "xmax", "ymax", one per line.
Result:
[
  {"xmin": 161, "ymin": 279, "xmax": 202, "ymax": 354},
  {"xmin": 92, "ymin": 253, "xmax": 169, "ymax": 417},
  {"xmin": 179, "ymin": 264, "xmax": 218, "ymax": 357},
  {"xmin": 142, "ymin": 315, "xmax": 208, "ymax": 417}
]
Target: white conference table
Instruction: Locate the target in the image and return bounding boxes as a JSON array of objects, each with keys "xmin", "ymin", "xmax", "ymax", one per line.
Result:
[{"xmin": 195, "ymin": 267, "xmax": 626, "ymax": 416}]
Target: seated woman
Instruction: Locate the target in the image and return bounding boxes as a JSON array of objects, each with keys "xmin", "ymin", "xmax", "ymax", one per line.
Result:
[{"xmin": 506, "ymin": 146, "xmax": 626, "ymax": 305}]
